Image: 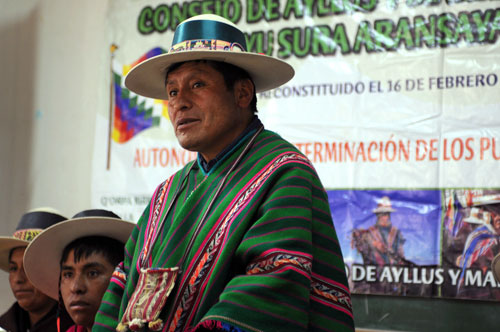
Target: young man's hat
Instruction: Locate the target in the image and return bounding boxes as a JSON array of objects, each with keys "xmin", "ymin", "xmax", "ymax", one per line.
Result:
[
  {"xmin": 0, "ymin": 208, "xmax": 67, "ymax": 272},
  {"xmin": 23, "ymin": 209, "xmax": 135, "ymax": 299},
  {"xmin": 125, "ymin": 14, "xmax": 294, "ymax": 100}
]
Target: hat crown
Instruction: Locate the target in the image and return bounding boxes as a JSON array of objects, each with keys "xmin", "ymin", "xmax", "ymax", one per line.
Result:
[
  {"xmin": 373, "ymin": 196, "xmax": 395, "ymax": 213},
  {"xmin": 72, "ymin": 209, "xmax": 121, "ymax": 219},
  {"xmin": 12, "ymin": 209, "xmax": 67, "ymax": 242},
  {"xmin": 16, "ymin": 210, "xmax": 66, "ymax": 232},
  {"xmin": 171, "ymin": 14, "xmax": 247, "ymax": 52},
  {"xmin": 377, "ymin": 196, "xmax": 392, "ymax": 208}
]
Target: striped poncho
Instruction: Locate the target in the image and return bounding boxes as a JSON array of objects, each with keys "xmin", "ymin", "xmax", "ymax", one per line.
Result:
[{"xmin": 93, "ymin": 128, "xmax": 354, "ymax": 332}]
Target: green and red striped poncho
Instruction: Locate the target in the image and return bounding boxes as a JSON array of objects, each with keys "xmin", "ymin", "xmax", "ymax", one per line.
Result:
[{"xmin": 93, "ymin": 128, "xmax": 354, "ymax": 332}]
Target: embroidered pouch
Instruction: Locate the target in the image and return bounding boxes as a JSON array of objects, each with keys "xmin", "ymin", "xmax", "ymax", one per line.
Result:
[{"xmin": 117, "ymin": 267, "xmax": 179, "ymax": 332}]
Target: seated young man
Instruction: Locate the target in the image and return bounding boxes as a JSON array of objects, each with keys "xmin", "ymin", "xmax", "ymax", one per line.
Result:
[
  {"xmin": 0, "ymin": 208, "xmax": 72, "ymax": 332},
  {"xmin": 23, "ymin": 209, "xmax": 134, "ymax": 332}
]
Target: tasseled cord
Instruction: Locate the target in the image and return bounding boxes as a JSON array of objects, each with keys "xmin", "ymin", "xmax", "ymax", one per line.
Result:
[
  {"xmin": 57, "ymin": 274, "xmax": 80, "ymax": 332},
  {"xmin": 57, "ymin": 274, "xmax": 64, "ymax": 332}
]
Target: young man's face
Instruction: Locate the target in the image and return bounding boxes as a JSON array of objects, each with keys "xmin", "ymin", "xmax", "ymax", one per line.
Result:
[
  {"xmin": 60, "ymin": 249, "xmax": 115, "ymax": 329},
  {"xmin": 166, "ymin": 61, "xmax": 254, "ymax": 162},
  {"xmin": 9, "ymin": 247, "xmax": 55, "ymax": 312}
]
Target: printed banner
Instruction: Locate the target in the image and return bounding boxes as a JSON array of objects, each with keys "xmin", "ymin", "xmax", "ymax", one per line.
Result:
[{"xmin": 92, "ymin": 0, "xmax": 500, "ymax": 300}]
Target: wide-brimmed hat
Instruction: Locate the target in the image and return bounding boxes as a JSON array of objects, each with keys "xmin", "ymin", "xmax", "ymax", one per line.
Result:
[
  {"xmin": 125, "ymin": 14, "xmax": 295, "ymax": 100},
  {"xmin": 469, "ymin": 192, "xmax": 500, "ymax": 207},
  {"xmin": 24, "ymin": 209, "xmax": 135, "ymax": 300},
  {"xmin": 463, "ymin": 207, "xmax": 492, "ymax": 225},
  {"xmin": 0, "ymin": 208, "xmax": 67, "ymax": 272},
  {"xmin": 372, "ymin": 196, "xmax": 396, "ymax": 214}
]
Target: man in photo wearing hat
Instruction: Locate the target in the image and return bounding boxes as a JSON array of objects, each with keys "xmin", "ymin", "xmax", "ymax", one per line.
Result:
[
  {"xmin": 352, "ymin": 196, "xmax": 406, "ymax": 267},
  {"xmin": 351, "ymin": 196, "xmax": 407, "ymax": 295},
  {"xmin": 456, "ymin": 202, "xmax": 500, "ymax": 299},
  {"xmin": 23, "ymin": 210, "xmax": 135, "ymax": 332},
  {"xmin": 0, "ymin": 208, "xmax": 73, "ymax": 332},
  {"xmin": 94, "ymin": 14, "xmax": 353, "ymax": 332}
]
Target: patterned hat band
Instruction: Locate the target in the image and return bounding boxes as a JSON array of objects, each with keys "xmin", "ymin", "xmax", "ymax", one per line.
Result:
[
  {"xmin": 170, "ymin": 39, "xmax": 245, "ymax": 54},
  {"xmin": 13, "ymin": 228, "xmax": 43, "ymax": 242}
]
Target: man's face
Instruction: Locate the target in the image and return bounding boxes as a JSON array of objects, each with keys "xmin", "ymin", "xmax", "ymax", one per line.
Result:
[
  {"xmin": 166, "ymin": 61, "xmax": 253, "ymax": 162},
  {"xmin": 492, "ymin": 213, "xmax": 500, "ymax": 235},
  {"xmin": 60, "ymin": 250, "xmax": 115, "ymax": 329},
  {"xmin": 376, "ymin": 212, "xmax": 392, "ymax": 227},
  {"xmin": 9, "ymin": 247, "xmax": 54, "ymax": 312}
]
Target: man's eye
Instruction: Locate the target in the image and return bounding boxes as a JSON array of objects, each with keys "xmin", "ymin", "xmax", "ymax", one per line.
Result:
[
  {"xmin": 89, "ymin": 270, "xmax": 100, "ymax": 278},
  {"xmin": 62, "ymin": 272, "xmax": 73, "ymax": 279},
  {"xmin": 168, "ymin": 90, "xmax": 178, "ymax": 97},
  {"xmin": 193, "ymin": 82, "xmax": 203, "ymax": 88},
  {"xmin": 8, "ymin": 265, "xmax": 17, "ymax": 272}
]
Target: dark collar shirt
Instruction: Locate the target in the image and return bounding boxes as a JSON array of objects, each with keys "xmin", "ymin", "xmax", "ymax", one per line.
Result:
[{"xmin": 0, "ymin": 302, "xmax": 73, "ymax": 332}]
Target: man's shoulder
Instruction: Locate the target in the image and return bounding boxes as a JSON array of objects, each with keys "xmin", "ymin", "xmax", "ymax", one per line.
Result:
[
  {"xmin": 163, "ymin": 160, "xmax": 197, "ymax": 182},
  {"xmin": 260, "ymin": 129, "xmax": 296, "ymax": 147},
  {"xmin": 258, "ymin": 129, "xmax": 307, "ymax": 160},
  {"xmin": 0, "ymin": 302, "xmax": 21, "ymax": 331},
  {"xmin": 0, "ymin": 302, "xmax": 15, "ymax": 319}
]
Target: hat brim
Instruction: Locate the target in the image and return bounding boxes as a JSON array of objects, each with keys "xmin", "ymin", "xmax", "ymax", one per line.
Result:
[
  {"xmin": 0, "ymin": 237, "xmax": 29, "ymax": 272},
  {"xmin": 124, "ymin": 50, "xmax": 295, "ymax": 100},
  {"xmin": 24, "ymin": 217, "xmax": 135, "ymax": 299},
  {"xmin": 373, "ymin": 207, "xmax": 396, "ymax": 213},
  {"xmin": 463, "ymin": 217, "xmax": 485, "ymax": 224}
]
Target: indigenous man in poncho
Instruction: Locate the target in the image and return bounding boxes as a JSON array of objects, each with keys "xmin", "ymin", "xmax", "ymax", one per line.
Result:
[
  {"xmin": 352, "ymin": 196, "xmax": 409, "ymax": 295},
  {"xmin": 93, "ymin": 14, "xmax": 354, "ymax": 332},
  {"xmin": 352, "ymin": 196, "xmax": 406, "ymax": 267},
  {"xmin": 456, "ymin": 203, "xmax": 500, "ymax": 299}
]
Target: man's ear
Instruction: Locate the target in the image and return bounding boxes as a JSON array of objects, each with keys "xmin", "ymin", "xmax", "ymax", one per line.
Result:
[{"xmin": 234, "ymin": 78, "xmax": 254, "ymax": 109}]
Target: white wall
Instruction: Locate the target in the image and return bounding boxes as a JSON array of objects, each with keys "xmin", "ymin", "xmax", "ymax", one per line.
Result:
[{"xmin": 0, "ymin": 0, "xmax": 110, "ymax": 313}]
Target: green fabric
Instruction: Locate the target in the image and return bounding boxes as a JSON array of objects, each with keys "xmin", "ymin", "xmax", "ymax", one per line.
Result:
[{"xmin": 94, "ymin": 129, "xmax": 354, "ymax": 332}]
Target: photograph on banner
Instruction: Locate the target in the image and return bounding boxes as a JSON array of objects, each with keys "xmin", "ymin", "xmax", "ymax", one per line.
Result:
[
  {"xmin": 328, "ymin": 189, "xmax": 441, "ymax": 296},
  {"xmin": 441, "ymin": 189, "xmax": 500, "ymax": 301},
  {"xmin": 329, "ymin": 189, "xmax": 500, "ymax": 300}
]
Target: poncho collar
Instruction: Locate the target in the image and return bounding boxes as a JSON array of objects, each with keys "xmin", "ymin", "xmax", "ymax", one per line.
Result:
[{"xmin": 197, "ymin": 116, "xmax": 262, "ymax": 174}]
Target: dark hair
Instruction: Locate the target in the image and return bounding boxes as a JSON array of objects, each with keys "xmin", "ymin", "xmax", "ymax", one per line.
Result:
[
  {"xmin": 60, "ymin": 236, "xmax": 124, "ymax": 268},
  {"xmin": 166, "ymin": 60, "xmax": 258, "ymax": 114},
  {"xmin": 8, "ymin": 246, "xmax": 25, "ymax": 262}
]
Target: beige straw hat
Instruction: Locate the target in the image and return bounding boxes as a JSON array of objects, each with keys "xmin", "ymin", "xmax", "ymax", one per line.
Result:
[
  {"xmin": 124, "ymin": 14, "xmax": 294, "ymax": 100},
  {"xmin": 0, "ymin": 207, "xmax": 66, "ymax": 272},
  {"xmin": 23, "ymin": 209, "xmax": 135, "ymax": 299}
]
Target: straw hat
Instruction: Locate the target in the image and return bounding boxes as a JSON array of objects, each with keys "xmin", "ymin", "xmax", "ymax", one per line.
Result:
[
  {"xmin": 463, "ymin": 207, "xmax": 491, "ymax": 225},
  {"xmin": 124, "ymin": 14, "xmax": 294, "ymax": 100},
  {"xmin": 0, "ymin": 208, "xmax": 66, "ymax": 272},
  {"xmin": 372, "ymin": 196, "xmax": 396, "ymax": 214},
  {"xmin": 24, "ymin": 209, "xmax": 135, "ymax": 299}
]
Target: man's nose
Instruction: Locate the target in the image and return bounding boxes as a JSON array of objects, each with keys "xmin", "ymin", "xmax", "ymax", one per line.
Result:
[
  {"xmin": 14, "ymin": 267, "xmax": 28, "ymax": 284},
  {"xmin": 173, "ymin": 87, "xmax": 193, "ymax": 111},
  {"xmin": 70, "ymin": 274, "xmax": 87, "ymax": 294}
]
